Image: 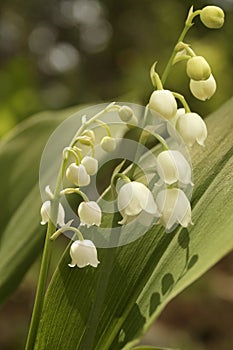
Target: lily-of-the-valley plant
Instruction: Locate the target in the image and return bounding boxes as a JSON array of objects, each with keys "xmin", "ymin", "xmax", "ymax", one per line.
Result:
[{"xmin": 25, "ymin": 4, "xmax": 225, "ymax": 350}]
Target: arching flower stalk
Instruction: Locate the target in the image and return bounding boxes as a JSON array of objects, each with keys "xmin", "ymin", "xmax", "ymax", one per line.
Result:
[{"xmin": 27, "ymin": 6, "xmax": 225, "ymax": 348}]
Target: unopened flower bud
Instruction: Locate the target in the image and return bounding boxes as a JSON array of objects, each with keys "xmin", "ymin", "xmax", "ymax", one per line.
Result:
[
  {"xmin": 68, "ymin": 239, "xmax": 99, "ymax": 268},
  {"xmin": 157, "ymin": 150, "xmax": 193, "ymax": 186},
  {"xmin": 40, "ymin": 200, "xmax": 65, "ymax": 226},
  {"xmin": 66, "ymin": 163, "xmax": 90, "ymax": 186},
  {"xmin": 118, "ymin": 181, "xmax": 159, "ymax": 225},
  {"xmin": 101, "ymin": 136, "xmax": 116, "ymax": 152},
  {"xmin": 190, "ymin": 74, "xmax": 216, "ymax": 101},
  {"xmin": 81, "ymin": 156, "xmax": 98, "ymax": 175},
  {"xmin": 149, "ymin": 89, "xmax": 177, "ymax": 120},
  {"xmin": 156, "ymin": 188, "xmax": 192, "ymax": 232},
  {"xmin": 186, "ymin": 56, "xmax": 211, "ymax": 81},
  {"xmin": 118, "ymin": 106, "xmax": 134, "ymax": 122},
  {"xmin": 78, "ymin": 201, "xmax": 102, "ymax": 227},
  {"xmin": 82, "ymin": 129, "xmax": 95, "ymax": 143},
  {"xmin": 78, "ymin": 135, "xmax": 93, "ymax": 146},
  {"xmin": 176, "ymin": 112, "xmax": 207, "ymax": 147},
  {"xmin": 200, "ymin": 6, "xmax": 224, "ymax": 29}
]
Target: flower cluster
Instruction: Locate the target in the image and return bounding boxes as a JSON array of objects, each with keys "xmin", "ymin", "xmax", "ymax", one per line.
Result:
[
  {"xmin": 180, "ymin": 48, "xmax": 217, "ymax": 101},
  {"xmin": 116, "ymin": 148, "xmax": 193, "ymax": 232},
  {"xmin": 155, "ymin": 150, "xmax": 193, "ymax": 231},
  {"xmin": 40, "ymin": 102, "xmax": 138, "ymax": 269},
  {"xmin": 149, "ymin": 5, "xmax": 224, "ymax": 147},
  {"xmin": 39, "ymin": 5, "xmax": 224, "ymax": 269},
  {"xmin": 38, "ymin": 126, "xmax": 97, "ymax": 267},
  {"xmin": 149, "ymin": 89, "xmax": 208, "ymax": 147}
]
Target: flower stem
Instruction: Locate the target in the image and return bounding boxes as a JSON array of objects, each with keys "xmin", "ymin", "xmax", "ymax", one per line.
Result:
[
  {"xmin": 25, "ymin": 104, "xmax": 119, "ymax": 348},
  {"xmin": 25, "ymin": 161, "xmax": 66, "ymax": 349},
  {"xmin": 172, "ymin": 92, "xmax": 191, "ymax": 113},
  {"xmin": 148, "ymin": 131, "xmax": 169, "ymax": 150},
  {"xmin": 60, "ymin": 187, "xmax": 89, "ymax": 201},
  {"xmin": 25, "ymin": 202, "xmax": 58, "ymax": 350},
  {"xmin": 96, "ymin": 119, "xmax": 112, "ymax": 137},
  {"xmin": 71, "ymin": 102, "xmax": 120, "ymax": 148},
  {"xmin": 161, "ymin": 8, "xmax": 201, "ymax": 84},
  {"xmin": 63, "ymin": 147, "xmax": 80, "ymax": 164},
  {"xmin": 161, "ymin": 24, "xmax": 191, "ymax": 84}
]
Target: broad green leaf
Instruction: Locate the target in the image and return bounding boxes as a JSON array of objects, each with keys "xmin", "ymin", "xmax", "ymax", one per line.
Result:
[
  {"xmin": 0, "ymin": 107, "xmax": 79, "ymax": 305},
  {"xmin": 34, "ymin": 98, "xmax": 233, "ymax": 350}
]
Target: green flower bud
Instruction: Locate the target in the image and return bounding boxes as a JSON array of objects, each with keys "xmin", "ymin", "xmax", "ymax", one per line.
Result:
[
  {"xmin": 101, "ymin": 136, "xmax": 116, "ymax": 152},
  {"xmin": 78, "ymin": 135, "xmax": 93, "ymax": 146},
  {"xmin": 82, "ymin": 129, "xmax": 95, "ymax": 142},
  {"xmin": 200, "ymin": 6, "xmax": 224, "ymax": 29},
  {"xmin": 186, "ymin": 56, "xmax": 211, "ymax": 81},
  {"xmin": 118, "ymin": 106, "xmax": 134, "ymax": 122}
]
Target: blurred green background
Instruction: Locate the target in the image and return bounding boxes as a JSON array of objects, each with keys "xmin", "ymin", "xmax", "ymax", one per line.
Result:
[
  {"xmin": 0, "ymin": 0, "xmax": 233, "ymax": 138},
  {"xmin": 0, "ymin": 0, "xmax": 233, "ymax": 349}
]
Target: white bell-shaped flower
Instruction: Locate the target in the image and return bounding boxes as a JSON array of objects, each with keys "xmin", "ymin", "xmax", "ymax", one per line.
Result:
[
  {"xmin": 66, "ymin": 163, "xmax": 90, "ymax": 186},
  {"xmin": 78, "ymin": 201, "xmax": 102, "ymax": 227},
  {"xmin": 172, "ymin": 108, "xmax": 185, "ymax": 124},
  {"xmin": 167, "ymin": 108, "xmax": 186, "ymax": 137},
  {"xmin": 156, "ymin": 188, "xmax": 192, "ymax": 232},
  {"xmin": 157, "ymin": 150, "xmax": 193, "ymax": 186},
  {"xmin": 117, "ymin": 181, "xmax": 159, "ymax": 225},
  {"xmin": 149, "ymin": 89, "xmax": 177, "ymax": 120},
  {"xmin": 68, "ymin": 239, "xmax": 99, "ymax": 268},
  {"xmin": 40, "ymin": 200, "xmax": 65, "ymax": 226},
  {"xmin": 189, "ymin": 74, "xmax": 216, "ymax": 101},
  {"xmin": 81, "ymin": 156, "xmax": 98, "ymax": 175},
  {"xmin": 101, "ymin": 136, "xmax": 116, "ymax": 152},
  {"xmin": 176, "ymin": 112, "xmax": 207, "ymax": 147}
]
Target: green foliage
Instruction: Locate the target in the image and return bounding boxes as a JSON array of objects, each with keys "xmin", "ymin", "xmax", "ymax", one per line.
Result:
[
  {"xmin": 30, "ymin": 98, "xmax": 233, "ymax": 349},
  {"xmin": 0, "ymin": 108, "xmax": 78, "ymax": 305},
  {"xmin": 0, "ymin": 99, "xmax": 232, "ymax": 348},
  {"xmin": 0, "ymin": 1, "xmax": 233, "ymax": 136}
]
